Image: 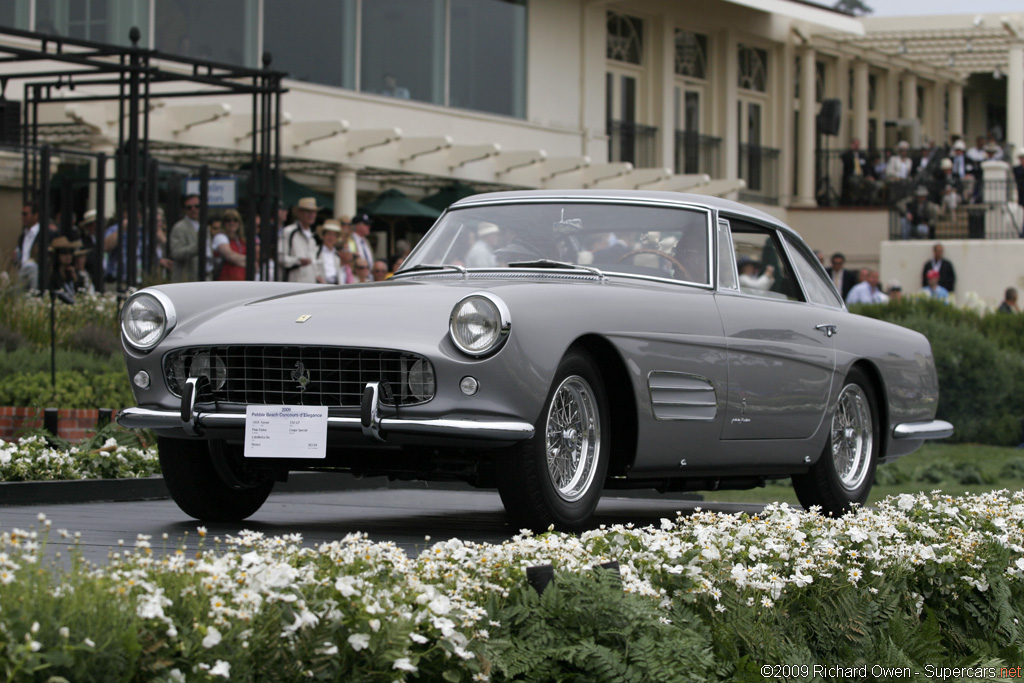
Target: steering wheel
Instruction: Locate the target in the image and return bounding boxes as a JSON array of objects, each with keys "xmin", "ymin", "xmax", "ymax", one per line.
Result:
[{"xmin": 617, "ymin": 248, "xmax": 691, "ymax": 282}]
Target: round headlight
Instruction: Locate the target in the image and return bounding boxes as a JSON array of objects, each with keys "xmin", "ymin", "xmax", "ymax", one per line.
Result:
[
  {"xmin": 121, "ymin": 291, "xmax": 176, "ymax": 351},
  {"xmin": 449, "ymin": 292, "xmax": 511, "ymax": 357}
]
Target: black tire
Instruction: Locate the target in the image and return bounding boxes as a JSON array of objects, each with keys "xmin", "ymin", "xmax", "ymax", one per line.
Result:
[
  {"xmin": 158, "ymin": 437, "xmax": 274, "ymax": 521},
  {"xmin": 793, "ymin": 367, "xmax": 879, "ymax": 516},
  {"xmin": 496, "ymin": 349, "xmax": 609, "ymax": 532}
]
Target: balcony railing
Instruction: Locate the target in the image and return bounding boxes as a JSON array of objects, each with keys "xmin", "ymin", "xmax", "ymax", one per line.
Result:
[
  {"xmin": 607, "ymin": 120, "xmax": 658, "ymax": 168},
  {"xmin": 887, "ymin": 179, "xmax": 1022, "ymax": 240},
  {"xmin": 738, "ymin": 143, "xmax": 780, "ymax": 205},
  {"xmin": 674, "ymin": 131, "xmax": 722, "ymax": 178}
]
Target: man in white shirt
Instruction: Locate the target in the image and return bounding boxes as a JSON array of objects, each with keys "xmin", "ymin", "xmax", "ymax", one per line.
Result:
[
  {"xmin": 465, "ymin": 223, "xmax": 500, "ymax": 268},
  {"xmin": 278, "ymin": 197, "xmax": 322, "ymax": 283},
  {"xmin": 15, "ymin": 202, "xmax": 42, "ymax": 290},
  {"xmin": 846, "ymin": 269, "xmax": 889, "ymax": 305}
]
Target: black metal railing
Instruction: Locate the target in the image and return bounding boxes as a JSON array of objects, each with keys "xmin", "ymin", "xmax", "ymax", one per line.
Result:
[
  {"xmin": 674, "ymin": 131, "xmax": 722, "ymax": 178},
  {"xmin": 887, "ymin": 179, "xmax": 1022, "ymax": 240},
  {"xmin": 608, "ymin": 120, "xmax": 658, "ymax": 168},
  {"xmin": 738, "ymin": 143, "xmax": 780, "ymax": 205}
]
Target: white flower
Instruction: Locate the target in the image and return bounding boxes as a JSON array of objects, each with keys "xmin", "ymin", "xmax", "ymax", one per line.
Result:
[
  {"xmin": 409, "ymin": 632, "xmax": 429, "ymax": 644},
  {"xmin": 348, "ymin": 633, "xmax": 371, "ymax": 651},
  {"xmin": 209, "ymin": 660, "xmax": 231, "ymax": 678},
  {"xmin": 335, "ymin": 575, "xmax": 360, "ymax": 597},
  {"xmin": 393, "ymin": 657, "xmax": 418, "ymax": 673},
  {"xmin": 203, "ymin": 626, "xmax": 222, "ymax": 648},
  {"xmin": 83, "ymin": 638, "xmax": 96, "ymax": 648}
]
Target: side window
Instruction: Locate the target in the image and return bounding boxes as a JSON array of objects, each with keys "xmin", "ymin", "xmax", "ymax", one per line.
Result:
[
  {"xmin": 717, "ymin": 219, "xmax": 738, "ymax": 291},
  {"xmin": 728, "ymin": 220, "xmax": 801, "ymax": 301},
  {"xmin": 783, "ymin": 233, "xmax": 844, "ymax": 307}
]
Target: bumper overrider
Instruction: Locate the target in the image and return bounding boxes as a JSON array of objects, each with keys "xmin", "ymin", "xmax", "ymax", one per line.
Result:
[{"xmin": 117, "ymin": 380, "xmax": 535, "ymax": 443}]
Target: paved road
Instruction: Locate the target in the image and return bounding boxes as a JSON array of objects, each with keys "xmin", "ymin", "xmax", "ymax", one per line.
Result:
[{"xmin": 0, "ymin": 485, "xmax": 768, "ymax": 566}]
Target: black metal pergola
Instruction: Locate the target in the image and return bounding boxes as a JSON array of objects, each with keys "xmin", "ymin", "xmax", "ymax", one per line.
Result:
[{"xmin": 0, "ymin": 25, "xmax": 286, "ymax": 288}]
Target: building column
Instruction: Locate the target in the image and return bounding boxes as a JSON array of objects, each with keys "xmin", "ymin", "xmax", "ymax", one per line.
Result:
[
  {"xmin": 885, "ymin": 68, "xmax": 900, "ymax": 122},
  {"xmin": 931, "ymin": 81, "xmax": 945, "ymax": 143},
  {"xmin": 796, "ymin": 45, "xmax": 817, "ymax": 207},
  {"xmin": 948, "ymin": 81, "xmax": 964, "ymax": 141},
  {"xmin": 719, "ymin": 29, "xmax": 739, "ymax": 186},
  {"xmin": 333, "ymin": 167, "xmax": 357, "ymax": 220},
  {"xmin": 1007, "ymin": 42, "xmax": 1024, "ymax": 157},
  {"xmin": 658, "ymin": 16, "xmax": 676, "ymax": 172},
  {"xmin": 902, "ymin": 72, "xmax": 917, "ymax": 130},
  {"xmin": 836, "ymin": 55, "xmax": 851, "ymax": 141},
  {"xmin": 852, "ymin": 60, "xmax": 869, "ymax": 146}
]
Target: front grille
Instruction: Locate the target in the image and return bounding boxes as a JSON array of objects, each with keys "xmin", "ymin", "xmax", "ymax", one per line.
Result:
[{"xmin": 164, "ymin": 346, "xmax": 435, "ymax": 407}]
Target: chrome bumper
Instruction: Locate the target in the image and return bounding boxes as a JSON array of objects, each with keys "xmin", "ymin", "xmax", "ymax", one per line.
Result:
[
  {"xmin": 892, "ymin": 419, "xmax": 954, "ymax": 440},
  {"xmin": 117, "ymin": 380, "xmax": 534, "ymax": 443}
]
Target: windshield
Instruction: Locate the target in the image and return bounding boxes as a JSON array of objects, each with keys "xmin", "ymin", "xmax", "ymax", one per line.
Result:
[{"xmin": 401, "ymin": 201, "xmax": 713, "ymax": 285}]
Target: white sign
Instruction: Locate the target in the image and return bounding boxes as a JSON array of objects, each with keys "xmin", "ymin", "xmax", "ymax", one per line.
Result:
[
  {"xmin": 244, "ymin": 405, "xmax": 328, "ymax": 459},
  {"xmin": 185, "ymin": 178, "xmax": 237, "ymax": 208}
]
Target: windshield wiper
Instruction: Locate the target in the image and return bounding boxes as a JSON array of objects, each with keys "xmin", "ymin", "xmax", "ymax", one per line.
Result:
[
  {"xmin": 394, "ymin": 263, "xmax": 467, "ymax": 279},
  {"xmin": 507, "ymin": 259, "xmax": 606, "ymax": 282}
]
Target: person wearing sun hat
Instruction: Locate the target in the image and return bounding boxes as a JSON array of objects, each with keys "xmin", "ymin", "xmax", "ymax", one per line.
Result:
[
  {"xmin": 47, "ymin": 236, "xmax": 88, "ymax": 303},
  {"xmin": 278, "ymin": 196, "xmax": 321, "ymax": 283},
  {"xmin": 316, "ymin": 219, "xmax": 345, "ymax": 284}
]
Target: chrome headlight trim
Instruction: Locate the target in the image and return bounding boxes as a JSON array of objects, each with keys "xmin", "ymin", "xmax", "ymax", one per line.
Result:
[
  {"xmin": 121, "ymin": 290, "xmax": 177, "ymax": 351},
  {"xmin": 449, "ymin": 291, "xmax": 511, "ymax": 358}
]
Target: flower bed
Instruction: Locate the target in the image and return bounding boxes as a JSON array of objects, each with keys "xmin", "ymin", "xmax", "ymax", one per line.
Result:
[
  {"xmin": 1, "ymin": 490, "xmax": 1022, "ymax": 681},
  {"xmin": 0, "ymin": 434, "xmax": 159, "ymax": 482}
]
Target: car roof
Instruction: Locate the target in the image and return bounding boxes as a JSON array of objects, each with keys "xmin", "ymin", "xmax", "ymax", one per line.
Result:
[{"xmin": 449, "ymin": 189, "xmax": 793, "ymax": 235}]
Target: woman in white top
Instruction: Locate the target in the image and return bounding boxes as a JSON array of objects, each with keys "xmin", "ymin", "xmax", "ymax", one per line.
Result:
[{"xmin": 317, "ymin": 219, "xmax": 344, "ymax": 284}]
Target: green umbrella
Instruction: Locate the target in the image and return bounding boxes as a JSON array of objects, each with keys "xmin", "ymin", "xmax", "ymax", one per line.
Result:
[
  {"xmin": 358, "ymin": 189, "xmax": 441, "ymax": 259},
  {"xmin": 359, "ymin": 188, "xmax": 441, "ymax": 218},
  {"xmin": 421, "ymin": 182, "xmax": 479, "ymax": 211}
]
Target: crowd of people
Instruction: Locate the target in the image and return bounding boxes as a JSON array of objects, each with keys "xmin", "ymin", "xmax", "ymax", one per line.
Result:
[
  {"xmin": 841, "ymin": 133, "xmax": 1024, "ymax": 241},
  {"xmin": 9, "ymin": 193, "xmax": 1020, "ymax": 316},
  {"xmin": 8, "ymin": 194, "xmax": 411, "ymax": 304}
]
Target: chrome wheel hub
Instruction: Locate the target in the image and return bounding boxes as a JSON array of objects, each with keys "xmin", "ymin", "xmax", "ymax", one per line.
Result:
[
  {"xmin": 831, "ymin": 382, "xmax": 873, "ymax": 491},
  {"xmin": 545, "ymin": 375, "xmax": 601, "ymax": 502}
]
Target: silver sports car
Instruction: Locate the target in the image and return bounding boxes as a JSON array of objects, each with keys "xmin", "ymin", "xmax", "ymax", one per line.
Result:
[{"xmin": 117, "ymin": 190, "xmax": 952, "ymax": 530}]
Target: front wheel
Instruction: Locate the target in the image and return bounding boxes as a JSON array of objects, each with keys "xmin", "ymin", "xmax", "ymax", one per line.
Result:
[
  {"xmin": 496, "ymin": 349, "xmax": 609, "ymax": 532},
  {"xmin": 792, "ymin": 367, "xmax": 879, "ymax": 516},
  {"xmin": 158, "ymin": 437, "xmax": 274, "ymax": 521}
]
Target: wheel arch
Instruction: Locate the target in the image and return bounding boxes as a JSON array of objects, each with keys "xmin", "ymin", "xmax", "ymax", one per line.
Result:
[
  {"xmin": 848, "ymin": 359, "xmax": 890, "ymax": 458},
  {"xmin": 568, "ymin": 334, "xmax": 638, "ymax": 478}
]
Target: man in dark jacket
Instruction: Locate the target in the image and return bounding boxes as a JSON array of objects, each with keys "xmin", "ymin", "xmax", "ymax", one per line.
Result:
[{"xmin": 921, "ymin": 242, "xmax": 956, "ymax": 293}]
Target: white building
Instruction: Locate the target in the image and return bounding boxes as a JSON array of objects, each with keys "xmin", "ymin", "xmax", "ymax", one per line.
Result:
[{"xmin": 1, "ymin": 1, "xmax": 1022, "ymax": 302}]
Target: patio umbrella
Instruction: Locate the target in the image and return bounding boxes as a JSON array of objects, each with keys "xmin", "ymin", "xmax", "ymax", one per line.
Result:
[
  {"xmin": 421, "ymin": 182, "xmax": 479, "ymax": 211},
  {"xmin": 358, "ymin": 189, "xmax": 441, "ymax": 259}
]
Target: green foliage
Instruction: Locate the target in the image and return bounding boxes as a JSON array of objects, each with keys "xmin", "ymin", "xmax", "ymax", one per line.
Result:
[
  {"xmin": 486, "ymin": 568, "xmax": 716, "ymax": 682},
  {"xmin": 0, "ymin": 284, "xmax": 122, "ymax": 352},
  {"xmin": 0, "ymin": 428, "xmax": 159, "ymax": 481},
  {"xmin": 0, "ymin": 346, "xmax": 123, "ymax": 377},
  {"xmin": 0, "ymin": 371, "xmax": 134, "ymax": 412},
  {"xmin": 850, "ymin": 299, "xmax": 1024, "ymax": 446}
]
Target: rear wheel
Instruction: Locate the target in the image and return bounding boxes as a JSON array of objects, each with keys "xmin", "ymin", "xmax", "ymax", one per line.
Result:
[
  {"xmin": 793, "ymin": 367, "xmax": 878, "ymax": 516},
  {"xmin": 496, "ymin": 349, "xmax": 609, "ymax": 532},
  {"xmin": 158, "ymin": 437, "xmax": 274, "ymax": 521}
]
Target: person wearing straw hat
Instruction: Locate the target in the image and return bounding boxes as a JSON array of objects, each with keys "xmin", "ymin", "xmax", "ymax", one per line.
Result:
[
  {"xmin": 73, "ymin": 241, "xmax": 96, "ymax": 295},
  {"xmin": 317, "ymin": 219, "xmax": 345, "ymax": 285},
  {"xmin": 464, "ymin": 222, "xmax": 500, "ymax": 268},
  {"xmin": 278, "ymin": 196, "xmax": 321, "ymax": 283},
  {"xmin": 47, "ymin": 236, "xmax": 86, "ymax": 303}
]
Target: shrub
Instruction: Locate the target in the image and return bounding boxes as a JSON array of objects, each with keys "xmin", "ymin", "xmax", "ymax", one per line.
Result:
[
  {"xmin": 0, "ymin": 371, "xmax": 134, "ymax": 412},
  {"xmin": 851, "ymin": 301, "xmax": 1024, "ymax": 447}
]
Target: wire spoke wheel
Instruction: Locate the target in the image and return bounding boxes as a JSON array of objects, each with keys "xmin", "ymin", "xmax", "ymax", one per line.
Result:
[
  {"xmin": 831, "ymin": 382, "xmax": 873, "ymax": 491},
  {"xmin": 545, "ymin": 376, "xmax": 601, "ymax": 502}
]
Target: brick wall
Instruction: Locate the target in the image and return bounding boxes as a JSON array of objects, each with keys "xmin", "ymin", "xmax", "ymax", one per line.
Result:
[{"xmin": 0, "ymin": 407, "xmax": 111, "ymax": 443}]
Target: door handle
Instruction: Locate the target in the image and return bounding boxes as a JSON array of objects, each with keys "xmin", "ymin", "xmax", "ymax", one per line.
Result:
[{"xmin": 815, "ymin": 323, "xmax": 837, "ymax": 338}]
